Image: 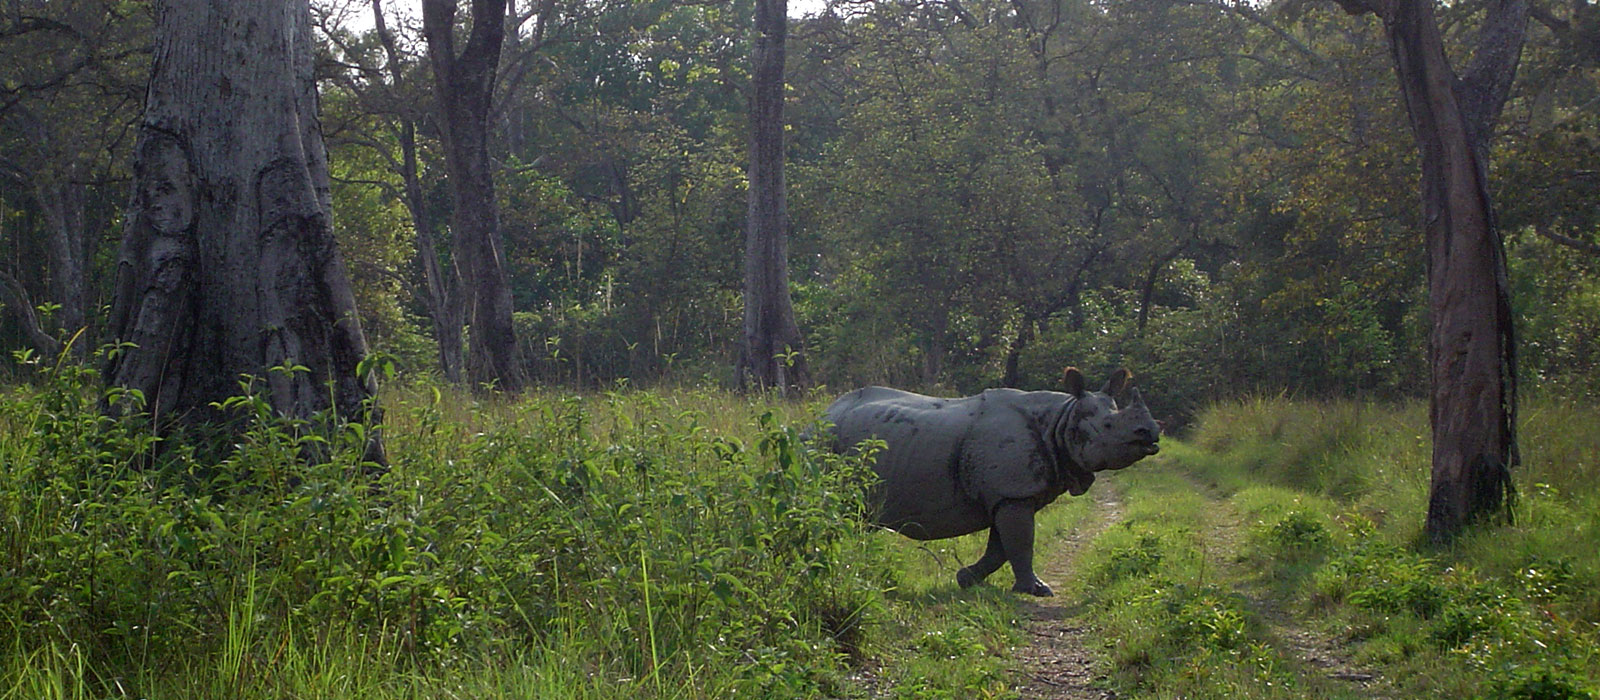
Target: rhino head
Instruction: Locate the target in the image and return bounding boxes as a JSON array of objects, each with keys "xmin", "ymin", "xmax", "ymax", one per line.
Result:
[{"xmin": 1059, "ymin": 367, "xmax": 1162, "ymax": 473}]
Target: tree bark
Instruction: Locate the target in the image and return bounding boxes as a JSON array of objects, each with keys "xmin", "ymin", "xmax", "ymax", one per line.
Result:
[
  {"xmin": 33, "ymin": 176, "xmax": 89, "ymax": 355},
  {"xmin": 1333, "ymin": 0, "xmax": 1525, "ymax": 543},
  {"xmin": 106, "ymin": 0, "xmax": 381, "ymax": 461},
  {"xmin": 740, "ymin": 0, "xmax": 809, "ymax": 395},
  {"xmin": 422, "ymin": 0, "xmax": 526, "ymax": 393},
  {"xmin": 0, "ymin": 269, "xmax": 64, "ymax": 359},
  {"xmin": 371, "ymin": 0, "xmax": 465, "ymax": 384}
]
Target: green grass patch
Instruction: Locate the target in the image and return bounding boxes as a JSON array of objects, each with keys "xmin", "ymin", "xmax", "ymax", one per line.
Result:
[
  {"xmin": 1067, "ymin": 468, "xmax": 1330, "ymax": 699},
  {"xmin": 0, "ymin": 354, "xmax": 1022, "ymax": 698},
  {"xmin": 1151, "ymin": 397, "xmax": 1600, "ymax": 699}
]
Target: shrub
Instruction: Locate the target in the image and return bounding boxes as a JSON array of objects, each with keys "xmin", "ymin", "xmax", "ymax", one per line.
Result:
[
  {"xmin": 1484, "ymin": 665, "xmax": 1595, "ymax": 700},
  {"xmin": 1258, "ymin": 510, "xmax": 1332, "ymax": 554},
  {"xmin": 1094, "ymin": 531, "xmax": 1167, "ymax": 584}
]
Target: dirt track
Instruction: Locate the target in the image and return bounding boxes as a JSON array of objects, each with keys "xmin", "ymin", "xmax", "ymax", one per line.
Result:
[{"xmin": 1007, "ymin": 488, "xmax": 1126, "ymax": 699}]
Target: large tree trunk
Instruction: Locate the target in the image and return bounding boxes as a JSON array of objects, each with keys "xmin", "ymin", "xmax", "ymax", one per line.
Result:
[
  {"xmin": 1334, "ymin": 0, "xmax": 1525, "ymax": 543},
  {"xmin": 106, "ymin": 0, "xmax": 380, "ymax": 459},
  {"xmin": 740, "ymin": 0, "xmax": 809, "ymax": 395},
  {"xmin": 422, "ymin": 0, "xmax": 525, "ymax": 393}
]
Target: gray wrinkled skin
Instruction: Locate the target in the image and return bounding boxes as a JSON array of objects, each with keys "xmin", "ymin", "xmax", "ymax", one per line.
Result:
[{"xmin": 824, "ymin": 368, "xmax": 1161, "ymax": 596}]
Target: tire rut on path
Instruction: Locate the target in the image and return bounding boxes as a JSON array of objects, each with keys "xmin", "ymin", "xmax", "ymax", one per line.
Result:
[
  {"xmin": 1007, "ymin": 486, "xmax": 1126, "ymax": 700},
  {"xmin": 1178, "ymin": 471, "xmax": 1392, "ymax": 699}
]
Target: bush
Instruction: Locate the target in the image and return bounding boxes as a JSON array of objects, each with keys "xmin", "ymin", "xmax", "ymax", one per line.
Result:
[
  {"xmin": 1093, "ymin": 530, "xmax": 1167, "ymax": 584},
  {"xmin": 1485, "ymin": 665, "xmax": 1595, "ymax": 700},
  {"xmin": 1257, "ymin": 510, "xmax": 1332, "ymax": 554}
]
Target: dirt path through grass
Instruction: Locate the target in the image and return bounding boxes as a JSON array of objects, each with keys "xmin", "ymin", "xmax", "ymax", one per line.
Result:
[
  {"xmin": 1179, "ymin": 471, "xmax": 1391, "ymax": 699},
  {"xmin": 1002, "ymin": 472, "xmax": 1392, "ymax": 699},
  {"xmin": 1007, "ymin": 487, "xmax": 1126, "ymax": 699}
]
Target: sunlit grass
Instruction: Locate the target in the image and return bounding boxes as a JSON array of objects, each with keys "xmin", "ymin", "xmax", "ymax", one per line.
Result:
[
  {"xmin": 0, "ymin": 363, "xmax": 1036, "ymax": 699},
  {"xmin": 1105, "ymin": 396, "xmax": 1600, "ymax": 699}
]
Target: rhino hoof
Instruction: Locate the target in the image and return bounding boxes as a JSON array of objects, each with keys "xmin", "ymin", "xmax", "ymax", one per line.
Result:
[
  {"xmin": 956, "ymin": 567, "xmax": 981, "ymax": 589},
  {"xmin": 1012, "ymin": 579, "xmax": 1054, "ymax": 597}
]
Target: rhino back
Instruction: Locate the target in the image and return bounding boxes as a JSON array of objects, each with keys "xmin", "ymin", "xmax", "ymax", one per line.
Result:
[
  {"xmin": 824, "ymin": 388, "xmax": 1067, "ymax": 540},
  {"xmin": 958, "ymin": 389, "xmax": 1080, "ymax": 508}
]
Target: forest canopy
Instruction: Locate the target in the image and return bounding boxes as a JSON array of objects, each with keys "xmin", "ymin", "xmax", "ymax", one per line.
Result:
[{"xmin": 1, "ymin": 0, "xmax": 1597, "ymax": 420}]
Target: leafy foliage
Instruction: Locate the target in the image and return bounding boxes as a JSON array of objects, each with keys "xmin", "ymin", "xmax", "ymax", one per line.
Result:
[{"xmin": 0, "ymin": 354, "xmax": 926, "ymax": 697}]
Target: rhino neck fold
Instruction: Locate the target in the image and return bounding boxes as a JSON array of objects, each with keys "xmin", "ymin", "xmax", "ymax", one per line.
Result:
[{"xmin": 1049, "ymin": 397, "xmax": 1094, "ymax": 496}]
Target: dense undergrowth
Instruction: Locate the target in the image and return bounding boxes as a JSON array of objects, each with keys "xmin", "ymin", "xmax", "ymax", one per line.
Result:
[
  {"xmin": 9, "ymin": 348, "xmax": 1598, "ymax": 699},
  {"xmin": 0, "ymin": 353, "xmax": 1026, "ymax": 699},
  {"xmin": 1082, "ymin": 396, "xmax": 1600, "ymax": 699}
]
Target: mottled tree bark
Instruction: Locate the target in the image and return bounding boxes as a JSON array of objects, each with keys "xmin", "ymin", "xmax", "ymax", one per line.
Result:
[
  {"xmin": 741, "ymin": 0, "xmax": 809, "ymax": 395},
  {"xmin": 422, "ymin": 0, "xmax": 525, "ymax": 393},
  {"xmin": 106, "ymin": 0, "xmax": 381, "ymax": 460},
  {"xmin": 1333, "ymin": 0, "xmax": 1525, "ymax": 543}
]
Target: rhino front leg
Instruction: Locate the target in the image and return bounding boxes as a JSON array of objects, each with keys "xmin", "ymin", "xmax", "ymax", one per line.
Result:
[
  {"xmin": 956, "ymin": 528, "xmax": 1007, "ymax": 589},
  {"xmin": 994, "ymin": 500, "xmax": 1052, "ymax": 597}
]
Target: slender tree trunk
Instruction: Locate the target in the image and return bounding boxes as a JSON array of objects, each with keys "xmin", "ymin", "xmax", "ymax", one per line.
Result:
[
  {"xmin": 34, "ymin": 177, "xmax": 89, "ymax": 354},
  {"xmin": 1002, "ymin": 314, "xmax": 1036, "ymax": 388},
  {"xmin": 372, "ymin": 0, "xmax": 465, "ymax": 384},
  {"xmin": 0, "ymin": 270, "xmax": 63, "ymax": 358},
  {"xmin": 741, "ymin": 0, "xmax": 809, "ymax": 395},
  {"xmin": 1136, "ymin": 243, "xmax": 1186, "ymax": 336},
  {"xmin": 106, "ymin": 0, "xmax": 381, "ymax": 461},
  {"xmin": 422, "ymin": 0, "xmax": 525, "ymax": 393},
  {"xmin": 403, "ymin": 124, "xmax": 467, "ymax": 385},
  {"xmin": 1334, "ymin": 0, "xmax": 1525, "ymax": 543}
]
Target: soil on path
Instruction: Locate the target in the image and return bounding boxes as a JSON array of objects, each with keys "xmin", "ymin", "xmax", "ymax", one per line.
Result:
[{"xmin": 1007, "ymin": 487, "xmax": 1126, "ymax": 700}]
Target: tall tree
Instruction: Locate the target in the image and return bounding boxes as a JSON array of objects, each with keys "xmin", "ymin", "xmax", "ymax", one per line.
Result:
[
  {"xmin": 0, "ymin": 0, "xmax": 148, "ymax": 358},
  {"xmin": 422, "ymin": 0, "xmax": 525, "ymax": 392},
  {"xmin": 741, "ymin": 0, "xmax": 809, "ymax": 394},
  {"xmin": 358, "ymin": 0, "xmax": 466, "ymax": 384},
  {"xmin": 106, "ymin": 0, "xmax": 380, "ymax": 457},
  {"xmin": 1331, "ymin": 0, "xmax": 1526, "ymax": 542}
]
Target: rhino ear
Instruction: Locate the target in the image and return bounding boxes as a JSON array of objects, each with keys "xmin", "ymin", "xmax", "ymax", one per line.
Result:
[
  {"xmin": 1102, "ymin": 368, "xmax": 1132, "ymax": 397},
  {"xmin": 1062, "ymin": 367, "xmax": 1086, "ymax": 397}
]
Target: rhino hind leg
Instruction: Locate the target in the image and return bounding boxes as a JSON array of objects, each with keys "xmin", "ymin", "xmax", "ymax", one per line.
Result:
[
  {"xmin": 956, "ymin": 528, "xmax": 1008, "ymax": 589},
  {"xmin": 994, "ymin": 501, "xmax": 1053, "ymax": 597}
]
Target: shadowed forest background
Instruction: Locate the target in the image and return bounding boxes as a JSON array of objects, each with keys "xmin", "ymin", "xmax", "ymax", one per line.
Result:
[{"xmin": 2, "ymin": 0, "xmax": 1596, "ymax": 416}]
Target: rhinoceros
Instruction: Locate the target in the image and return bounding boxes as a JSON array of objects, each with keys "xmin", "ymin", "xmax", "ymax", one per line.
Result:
[{"xmin": 823, "ymin": 367, "xmax": 1161, "ymax": 596}]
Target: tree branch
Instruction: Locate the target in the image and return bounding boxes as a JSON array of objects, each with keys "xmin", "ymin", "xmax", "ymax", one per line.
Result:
[
  {"xmin": 1178, "ymin": 0, "xmax": 1334, "ymax": 72},
  {"xmin": 1527, "ymin": 0, "xmax": 1571, "ymax": 32},
  {"xmin": 1459, "ymin": 0, "xmax": 1530, "ymax": 135},
  {"xmin": 1534, "ymin": 222, "xmax": 1600, "ymax": 257},
  {"xmin": 1329, "ymin": 0, "xmax": 1390, "ymax": 16},
  {"xmin": 0, "ymin": 270, "xmax": 64, "ymax": 358}
]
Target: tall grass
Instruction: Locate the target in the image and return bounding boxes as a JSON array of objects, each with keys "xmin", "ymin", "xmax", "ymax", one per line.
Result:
[
  {"xmin": 0, "ymin": 353, "xmax": 1018, "ymax": 698},
  {"xmin": 1134, "ymin": 396, "xmax": 1600, "ymax": 699}
]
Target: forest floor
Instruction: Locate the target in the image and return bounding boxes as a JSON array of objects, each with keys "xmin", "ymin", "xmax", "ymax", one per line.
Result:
[{"xmin": 1007, "ymin": 487, "xmax": 1125, "ymax": 699}]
